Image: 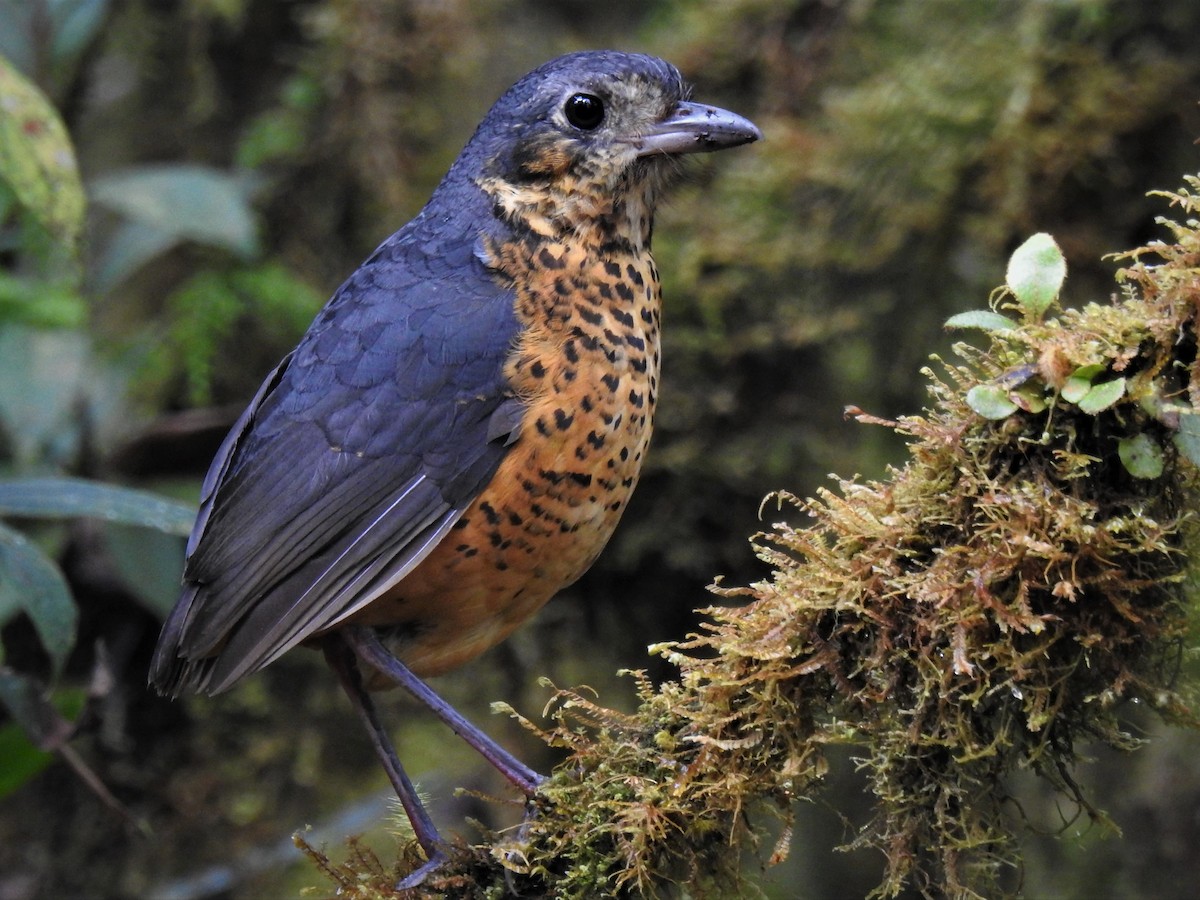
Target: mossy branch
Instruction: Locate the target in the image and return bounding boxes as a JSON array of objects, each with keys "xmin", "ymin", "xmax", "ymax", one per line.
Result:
[{"xmin": 299, "ymin": 177, "xmax": 1200, "ymax": 898}]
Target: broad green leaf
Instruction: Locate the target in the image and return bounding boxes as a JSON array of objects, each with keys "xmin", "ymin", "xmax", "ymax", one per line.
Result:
[
  {"xmin": 91, "ymin": 218, "xmax": 183, "ymax": 296},
  {"xmin": 944, "ymin": 310, "xmax": 1016, "ymax": 332},
  {"xmin": 0, "ymin": 477, "xmax": 195, "ymax": 535},
  {"xmin": 1006, "ymin": 233, "xmax": 1066, "ymax": 319},
  {"xmin": 90, "ymin": 164, "xmax": 259, "ymax": 260},
  {"xmin": 104, "ymin": 523, "xmax": 185, "ymax": 617},
  {"xmin": 0, "ymin": 523, "xmax": 76, "ymax": 675},
  {"xmin": 1118, "ymin": 433, "xmax": 1164, "ymax": 480},
  {"xmin": 966, "ymin": 384, "xmax": 1018, "ymax": 420},
  {"xmin": 1077, "ymin": 377, "xmax": 1126, "ymax": 414},
  {"xmin": 0, "ymin": 53, "xmax": 85, "ymax": 246}
]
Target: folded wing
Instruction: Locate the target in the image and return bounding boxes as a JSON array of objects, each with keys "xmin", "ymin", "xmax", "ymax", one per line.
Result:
[{"xmin": 150, "ymin": 226, "xmax": 524, "ymax": 695}]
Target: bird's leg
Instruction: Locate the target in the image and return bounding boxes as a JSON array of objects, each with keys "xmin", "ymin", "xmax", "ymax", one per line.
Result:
[
  {"xmin": 342, "ymin": 625, "xmax": 545, "ymax": 795},
  {"xmin": 322, "ymin": 636, "xmax": 447, "ymax": 887}
]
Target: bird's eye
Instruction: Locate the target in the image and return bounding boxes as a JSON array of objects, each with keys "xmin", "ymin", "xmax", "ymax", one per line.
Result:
[{"xmin": 564, "ymin": 93, "xmax": 605, "ymax": 130}]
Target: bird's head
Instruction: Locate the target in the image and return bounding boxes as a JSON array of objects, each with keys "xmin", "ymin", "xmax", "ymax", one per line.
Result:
[{"xmin": 461, "ymin": 51, "xmax": 761, "ymax": 249}]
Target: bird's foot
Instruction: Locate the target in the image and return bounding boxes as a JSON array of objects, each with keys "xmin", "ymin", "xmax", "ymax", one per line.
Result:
[
  {"xmin": 395, "ymin": 847, "xmax": 450, "ymax": 891},
  {"xmin": 522, "ymin": 791, "xmax": 542, "ymax": 828}
]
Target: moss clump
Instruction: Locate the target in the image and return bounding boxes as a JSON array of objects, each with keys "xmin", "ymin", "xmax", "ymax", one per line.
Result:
[{"xmin": 307, "ymin": 179, "xmax": 1200, "ymax": 898}]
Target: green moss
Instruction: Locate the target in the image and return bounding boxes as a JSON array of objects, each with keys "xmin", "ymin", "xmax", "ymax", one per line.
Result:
[{"xmin": 305, "ymin": 179, "xmax": 1200, "ymax": 898}]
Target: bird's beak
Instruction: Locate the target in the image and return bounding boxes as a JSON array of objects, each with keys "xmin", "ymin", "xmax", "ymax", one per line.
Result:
[{"xmin": 635, "ymin": 101, "xmax": 762, "ymax": 157}]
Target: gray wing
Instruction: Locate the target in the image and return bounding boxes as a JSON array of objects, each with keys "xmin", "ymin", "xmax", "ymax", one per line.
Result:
[{"xmin": 149, "ymin": 225, "xmax": 525, "ymax": 696}]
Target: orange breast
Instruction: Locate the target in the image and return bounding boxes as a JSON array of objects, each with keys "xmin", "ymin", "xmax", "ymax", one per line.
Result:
[{"xmin": 348, "ymin": 237, "xmax": 661, "ymax": 676}]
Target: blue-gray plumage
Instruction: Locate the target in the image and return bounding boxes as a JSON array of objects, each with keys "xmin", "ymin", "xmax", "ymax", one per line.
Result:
[
  {"xmin": 150, "ymin": 51, "xmax": 759, "ymax": 697},
  {"xmin": 149, "ymin": 49, "xmax": 759, "ymax": 882}
]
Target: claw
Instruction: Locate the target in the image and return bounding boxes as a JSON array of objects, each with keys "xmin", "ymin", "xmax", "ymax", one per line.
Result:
[{"xmin": 395, "ymin": 848, "xmax": 450, "ymax": 891}]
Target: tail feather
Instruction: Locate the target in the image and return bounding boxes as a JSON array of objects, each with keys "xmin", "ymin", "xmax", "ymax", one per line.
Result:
[{"xmin": 148, "ymin": 584, "xmax": 218, "ymax": 697}]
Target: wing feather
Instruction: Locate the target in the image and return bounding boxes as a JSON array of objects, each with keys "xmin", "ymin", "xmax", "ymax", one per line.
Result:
[{"xmin": 149, "ymin": 207, "xmax": 526, "ymax": 696}]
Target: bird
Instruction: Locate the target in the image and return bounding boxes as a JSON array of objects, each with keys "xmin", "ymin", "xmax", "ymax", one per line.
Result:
[{"xmin": 149, "ymin": 49, "xmax": 760, "ymax": 882}]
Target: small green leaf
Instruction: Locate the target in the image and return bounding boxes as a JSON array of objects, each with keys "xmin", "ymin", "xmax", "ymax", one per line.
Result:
[
  {"xmin": 0, "ymin": 54, "xmax": 85, "ymax": 247},
  {"xmin": 1010, "ymin": 385, "xmax": 1047, "ymax": 414},
  {"xmin": 1006, "ymin": 233, "xmax": 1066, "ymax": 319},
  {"xmin": 1060, "ymin": 365, "xmax": 1108, "ymax": 404},
  {"xmin": 0, "ymin": 523, "xmax": 76, "ymax": 676},
  {"xmin": 966, "ymin": 384, "xmax": 1019, "ymax": 420},
  {"xmin": 1118, "ymin": 433, "xmax": 1164, "ymax": 479},
  {"xmin": 0, "ymin": 676, "xmax": 89, "ymax": 795},
  {"xmin": 944, "ymin": 310, "xmax": 1016, "ymax": 332},
  {"xmin": 1173, "ymin": 410, "xmax": 1200, "ymax": 467},
  {"xmin": 1071, "ymin": 364, "xmax": 1106, "ymax": 381},
  {"xmin": 0, "ymin": 719, "xmax": 55, "ymax": 796},
  {"xmin": 0, "ymin": 477, "xmax": 196, "ymax": 535},
  {"xmin": 0, "ymin": 669, "xmax": 74, "ymax": 751},
  {"xmin": 1060, "ymin": 376, "xmax": 1092, "ymax": 404},
  {"xmin": 1077, "ymin": 377, "xmax": 1126, "ymax": 414}
]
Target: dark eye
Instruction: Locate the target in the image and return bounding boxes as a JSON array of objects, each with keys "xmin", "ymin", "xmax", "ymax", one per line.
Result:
[{"xmin": 564, "ymin": 93, "xmax": 605, "ymax": 130}]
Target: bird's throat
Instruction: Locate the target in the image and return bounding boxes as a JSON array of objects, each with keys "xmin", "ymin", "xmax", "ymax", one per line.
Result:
[{"xmin": 477, "ymin": 167, "xmax": 657, "ymax": 254}]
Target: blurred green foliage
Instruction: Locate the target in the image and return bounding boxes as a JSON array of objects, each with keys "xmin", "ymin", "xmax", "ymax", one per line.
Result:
[
  {"xmin": 0, "ymin": 0, "xmax": 1198, "ymax": 897},
  {"xmin": 0, "ymin": 36, "xmax": 196, "ymax": 810},
  {"xmin": 138, "ymin": 262, "xmax": 322, "ymax": 405},
  {"xmin": 0, "ymin": 33, "xmax": 91, "ymax": 697}
]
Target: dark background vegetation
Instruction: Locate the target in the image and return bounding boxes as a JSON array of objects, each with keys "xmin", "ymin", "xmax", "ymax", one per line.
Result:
[{"xmin": 1, "ymin": 0, "xmax": 1199, "ymax": 897}]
